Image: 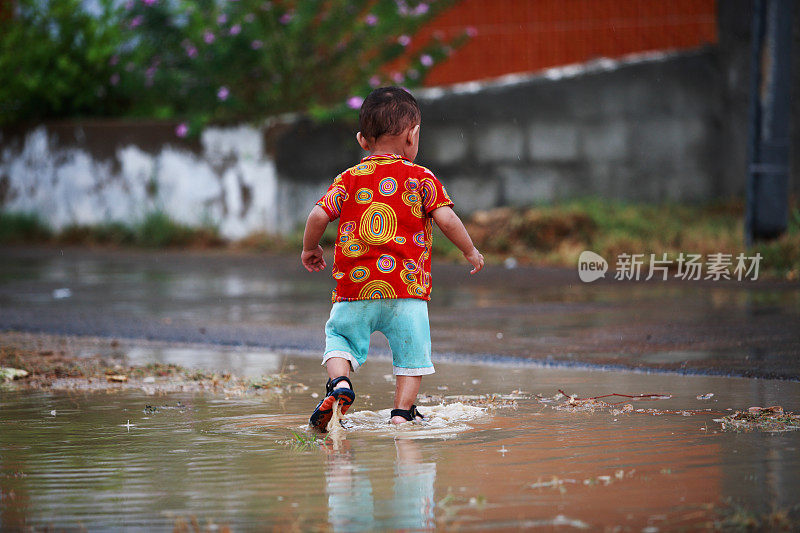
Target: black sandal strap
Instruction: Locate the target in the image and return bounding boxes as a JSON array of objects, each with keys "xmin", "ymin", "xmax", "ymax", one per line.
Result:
[
  {"xmin": 326, "ymin": 376, "xmax": 354, "ymax": 394},
  {"xmin": 390, "ymin": 404, "xmax": 424, "ymax": 421}
]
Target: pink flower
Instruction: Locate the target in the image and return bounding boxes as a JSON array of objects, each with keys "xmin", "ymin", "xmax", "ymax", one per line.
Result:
[
  {"xmin": 391, "ymin": 71, "xmax": 404, "ymax": 83},
  {"xmin": 186, "ymin": 46, "xmax": 198, "ymax": 58},
  {"xmin": 175, "ymin": 123, "xmax": 189, "ymax": 138},
  {"xmin": 203, "ymin": 30, "xmax": 215, "ymax": 44},
  {"xmin": 279, "ymin": 12, "xmax": 292, "ymax": 24},
  {"xmin": 129, "ymin": 15, "xmax": 143, "ymax": 28},
  {"xmin": 217, "ymin": 14, "xmax": 227, "ymax": 24},
  {"xmin": 346, "ymin": 96, "xmax": 363, "ymax": 109},
  {"xmin": 217, "ymin": 86, "xmax": 230, "ymax": 101},
  {"xmin": 395, "ymin": 0, "xmax": 409, "ymax": 16},
  {"xmin": 414, "ymin": 3, "xmax": 429, "ymax": 15},
  {"xmin": 365, "ymin": 14, "xmax": 378, "ymax": 26},
  {"xmin": 229, "ymin": 24, "xmax": 241, "ymax": 35},
  {"xmin": 109, "ymin": 73, "xmax": 120, "ymax": 86},
  {"xmin": 398, "ymin": 34, "xmax": 411, "ymax": 46},
  {"xmin": 420, "ymin": 54, "xmax": 433, "ymax": 67},
  {"xmin": 143, "ymin": 0, "xmax": 157, "ymax": 5},
  {"xmin": 251, "ymin": 40, "xmax": 263, "ymax": 50},
  {"xmin": 466, "ymin": 26, "xmax": 478, "ymax": 37},
  {"xmin": 369, "ymin": 75, "xmax": 381, "ymax": 88},
  {"xmin": 145, "ymin": 65, "xmax": 157, "ymax": 86}
]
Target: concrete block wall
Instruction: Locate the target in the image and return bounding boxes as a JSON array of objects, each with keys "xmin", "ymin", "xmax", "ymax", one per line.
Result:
[{"xmin": 415, "ymin": 50, "xmax": 725, "ymax": 213}]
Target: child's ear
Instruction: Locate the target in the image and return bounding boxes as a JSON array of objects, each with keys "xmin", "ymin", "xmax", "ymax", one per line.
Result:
[
  {"xmin": 407, "ymin": 124, "xmax": 420, "ymax": 145},
  {"xmin": 356, "ymin": 132, "xmax": 371, "ymax": 151}
]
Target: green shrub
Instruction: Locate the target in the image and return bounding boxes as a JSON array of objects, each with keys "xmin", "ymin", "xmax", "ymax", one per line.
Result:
[
  {"xmin": 134, "ymin": 211, "xmax": 221, "ymax": 248},
  {"xmin": 1, "ymin": 0, "xmax": 468, "ymax": 129},
  {"xmin": 60, "ymin": 222, "xmax": 136, "ymax": 246},
  {"xmin": 0, "ymin": 212, "xmax": 52, "ymax": 243},
  {"xmin": 0, "ymin": 0, "xmax": 124, "ymax": 124}
]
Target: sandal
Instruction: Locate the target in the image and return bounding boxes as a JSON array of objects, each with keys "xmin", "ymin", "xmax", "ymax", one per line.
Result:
[
  {"xmin": 309, "ymin": 376, "xmax": 356, "ymax": 431},
  {"xmin": 390, "ymin": 404, "xmax": 426, "ymax": 422}
]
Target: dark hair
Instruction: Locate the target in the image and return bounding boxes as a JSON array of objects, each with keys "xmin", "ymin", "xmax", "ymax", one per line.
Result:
[{"xmin": 359, "ymin": 87, "xmax": 421, "ymax": 141}]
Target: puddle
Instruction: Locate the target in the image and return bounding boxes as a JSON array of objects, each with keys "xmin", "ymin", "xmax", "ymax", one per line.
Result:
[{"xmin": 2, "ymin": 341, "xmax": 799, "ymax": 530}]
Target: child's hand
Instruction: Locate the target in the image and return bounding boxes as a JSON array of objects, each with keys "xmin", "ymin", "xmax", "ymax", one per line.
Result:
[
  {"xmin": 464, "ymin": 247, "xmax": 484, "ymax": 274},
  {"xmin": 302, "ymin": 245, "xmax": 327, "ymax": 272}
]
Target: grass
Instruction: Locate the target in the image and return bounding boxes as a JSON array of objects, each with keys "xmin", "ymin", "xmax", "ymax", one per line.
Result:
[
  {"xmin": 1, "ymin": 210, "xmax": 223, "ymax": 248},
  {"xmin": 3, "ymin": 199, "xmax": 799, "ymax": 278},
  {"xmin": 455, "ymin": 198, "xmax": 800, "ymax": 279},
  {"xmin": 287, "ymin": 430, "xmax": 329, "ymax": 450}
]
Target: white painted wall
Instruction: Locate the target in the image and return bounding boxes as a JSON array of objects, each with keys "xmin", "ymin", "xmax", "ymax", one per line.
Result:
[{"xmin": 0, "ymin": 125, "xmax": 279, "ymax": 239}]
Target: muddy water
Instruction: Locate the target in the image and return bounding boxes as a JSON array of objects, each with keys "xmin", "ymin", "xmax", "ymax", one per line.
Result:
[{"xmin": 2, "ymin": 345, "xmax": 799, "ymax": 530}]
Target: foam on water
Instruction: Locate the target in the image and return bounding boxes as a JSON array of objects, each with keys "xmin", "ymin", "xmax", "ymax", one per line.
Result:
[{"xmin": 341, "ymin": 402, "xmax": 488, "ymax": 438}]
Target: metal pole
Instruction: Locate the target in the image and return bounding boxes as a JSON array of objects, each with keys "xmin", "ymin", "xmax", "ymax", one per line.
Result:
[{"xmin": 745, "ymin": 0, "xmax": 794, "ymax": 246}]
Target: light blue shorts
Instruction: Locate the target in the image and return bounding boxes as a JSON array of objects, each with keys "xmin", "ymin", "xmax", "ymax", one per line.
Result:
[{"xmin": 322, "ymin": 298, "xmax": 434, "ymax": 376}]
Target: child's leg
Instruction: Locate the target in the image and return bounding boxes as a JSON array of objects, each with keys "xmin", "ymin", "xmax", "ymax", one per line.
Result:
[
  {"xmin": 392, "ymin": 375, "xmax": 422, "ymax": 424},
  {"xmin": 326, "ymin": 357, "xmax": 352, "ymax": 388}
]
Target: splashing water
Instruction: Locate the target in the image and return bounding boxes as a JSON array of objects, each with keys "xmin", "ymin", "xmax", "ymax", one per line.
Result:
[
  {"xmin": 326, "ymin": 398, "xmax": 346, "ymax": 448},
  {"xmin": 342, "ymin": 402, "xmax": 489, "ymax": 438}
]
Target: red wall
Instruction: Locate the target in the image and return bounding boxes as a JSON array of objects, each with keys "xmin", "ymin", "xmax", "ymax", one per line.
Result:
[{"xmin": 416, "ymin": 0, "xmax": 717, "ymax": 86}]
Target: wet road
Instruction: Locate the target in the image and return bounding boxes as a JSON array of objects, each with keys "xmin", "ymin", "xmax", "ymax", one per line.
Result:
[{"xmin": 1, "ymin": 246, "xmax": 799, "ymax": 379}]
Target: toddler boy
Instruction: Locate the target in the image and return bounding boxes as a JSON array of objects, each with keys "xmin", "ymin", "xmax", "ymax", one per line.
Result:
[{"xmin": 302, "ymin": 87, "xmax": 484, "ymax": 430}]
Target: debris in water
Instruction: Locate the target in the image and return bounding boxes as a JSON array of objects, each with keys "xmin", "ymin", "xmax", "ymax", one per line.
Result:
[
  {"xmin": 444, "ymin": 394, "xmax": 517, "ymax": 409},
  {"xmin": 0, "ymin": 344, "xmax": 298, "ymax": 399},
  {"xmin": 49, "ymin": 410, "xmax": 56, "ymax": 416},
  {"xmin": 697, "ymin": 393, "xmax": 714, "ymax": 400},
  {"xmin": 0, "ymin": 367, "xmax": 28, "ymax": 382},
  {"xmin": 714, "ymin": 406, "xmax": 800, "ymax": 432},
  {"xmin": 528, "ymin": 475, "xmax": 577, "ymax": 493},
  {"xmin": 559, "ymin": 389, "xmax": 672, "ymax": 405},
  {"xmin": 52, "ymin": 288, "xmax": 72, "ymax": 299}
]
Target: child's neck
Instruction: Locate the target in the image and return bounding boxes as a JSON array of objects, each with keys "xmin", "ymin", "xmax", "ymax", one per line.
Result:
[{"xmin": 367, "ymin": 138, "xmax": 409, "ymax": 160}]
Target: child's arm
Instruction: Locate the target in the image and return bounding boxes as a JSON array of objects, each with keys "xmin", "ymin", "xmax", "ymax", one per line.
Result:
[
  {"xmin": 431, "ymin": 206, "xmax": 484, "ymax": 274},
  {"xmin": 301, "ymin": 205, "xmax": 330, "ymax": 272}
]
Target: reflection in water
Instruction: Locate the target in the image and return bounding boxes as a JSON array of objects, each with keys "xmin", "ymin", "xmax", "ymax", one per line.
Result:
[{"xmin": 325, "ymin": 439, "xmax": 436, "ymax": 532}]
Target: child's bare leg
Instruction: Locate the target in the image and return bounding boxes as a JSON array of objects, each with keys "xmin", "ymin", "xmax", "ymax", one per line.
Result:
[
  {"xmin": 392, "ymin": 375, "xmax": 421, "ymax": 424},
  {"xmin": 326, "ymin": 357, "xmax": 352, "ymax": 388}
]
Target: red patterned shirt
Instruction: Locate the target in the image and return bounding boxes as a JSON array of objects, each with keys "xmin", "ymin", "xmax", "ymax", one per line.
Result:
[{"xmin": 316, "ymin": 153, "xmax": 454, "ymax": 302}]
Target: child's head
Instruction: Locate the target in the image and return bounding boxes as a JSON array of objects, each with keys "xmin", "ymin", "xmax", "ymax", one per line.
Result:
[{"xmin": 357, "ymin": 87, "xmax": 421, "ymax": 160}]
